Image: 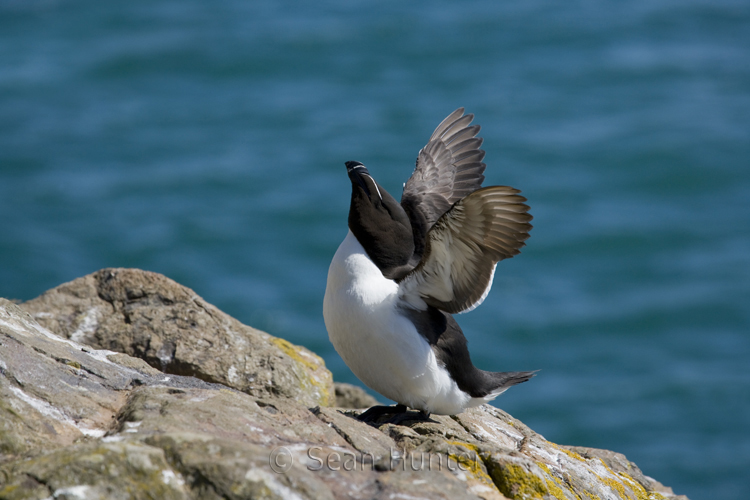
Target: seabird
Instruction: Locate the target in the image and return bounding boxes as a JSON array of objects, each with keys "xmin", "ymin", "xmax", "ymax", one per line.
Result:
[{"xmin": 323, "ymin": 108, "xmax": 536, "ymax": 419}]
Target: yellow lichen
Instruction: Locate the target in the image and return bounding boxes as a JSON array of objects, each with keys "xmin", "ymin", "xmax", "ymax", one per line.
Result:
[
  {"xmin": 270, "ymin": 337, "xmax": 333, "ymax": 406},
  {"xmin": 536, "ymin": 462, "xmax": 578, "ymax": 500},
  {"xmin": 443, "ymin": 440, "xmax": 495, "ymax": 488},
  {"xmin": 617, "ymin": 472, "xmax": 668, "ymax": 500},
  {"xmin": 489, "ymin": 462, "xmax": 550, "ymax": 499},
  {"xmin": 580, "ymin": 490, "xmax": 601, "ymax": 500},
  {"xmin": 550, "ymin": 443, "xmax": 587, "ymax": 463},
  {"xmin": 0, "ymin": 485, "xmax": 19, "ymax": 496},
  {"xmin": 445, "ymin": 440, "xmax": 481, "ymax": 454},
  {"xmin": 450, "ymin": 453, "xmax": 495, "ymax": 485},
  {"xmin": 591, "ymin": 458, "xmax": 668, "ymax": 500},
  {"xmin": 540, "ymin": 444, "xmax": 667, "ymax": 500},
  {"xmin": 270, "ymin": 337, "xmax": 322, "ymax": 372}
]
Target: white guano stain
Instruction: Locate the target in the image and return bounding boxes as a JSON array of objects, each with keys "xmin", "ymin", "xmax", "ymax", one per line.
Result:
[
  {"xmin": 8, "ymin": 386, "xmax": 105, "ymax": 438},
  {"xmin": 161, "ymin": 469, "xmax": 185, "ymax": 488},
  {"xmin": 49, "ymin": 485, "xmax": 94, "ymax": 499},
  {"xmin": 70, "ymin": 308, "xmax": 99, "ymax": 344},
  {"xmin": 227, "ymin": 365, "xmax": 240, "ymax": 384}
]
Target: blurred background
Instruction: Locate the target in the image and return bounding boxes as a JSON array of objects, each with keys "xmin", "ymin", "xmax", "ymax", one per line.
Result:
[{"xmin": 1, "ymin": 1, "xmax": 748, "ymax": 498}]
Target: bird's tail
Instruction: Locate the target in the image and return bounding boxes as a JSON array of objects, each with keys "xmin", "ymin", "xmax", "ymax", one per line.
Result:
[{"xmin": 483, "ymin": 370, "xmax": 538, "ymax": 399}]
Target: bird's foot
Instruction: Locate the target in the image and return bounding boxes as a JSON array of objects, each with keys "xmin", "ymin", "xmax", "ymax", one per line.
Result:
[
  {"xmin": 387, "ymin": 409, "xmax": 432, "ymax": 425},
  {"xmin": 356, "ymin": 404, "xmax": 432, "ymax": 425},
  {"xmin": 356, "ymin": 404, "xmax": 407, "ymax": 423}
]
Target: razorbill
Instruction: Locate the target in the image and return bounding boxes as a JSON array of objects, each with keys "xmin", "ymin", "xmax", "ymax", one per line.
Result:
[{"xmin": 323, "ymin": 108, "xmax": 535, "ymax": 418}]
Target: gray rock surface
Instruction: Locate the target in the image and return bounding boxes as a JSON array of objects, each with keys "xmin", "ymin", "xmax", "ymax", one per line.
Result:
[
  {"xmin": 21, "ymin": 268, "xmax": 334, "ymax": 408},
  {"xmin": 1, "ymin": 271, "xmax": 689, "ymax": 500},
  {"xmin": 334, "ymin": 382, "xmax": 380, "ymax": 409}
]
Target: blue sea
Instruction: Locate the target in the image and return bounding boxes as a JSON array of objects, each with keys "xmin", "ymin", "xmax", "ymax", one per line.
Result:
[{"xmin": 1, "ymin": 1, "xmax": 748, "ymax": 498}]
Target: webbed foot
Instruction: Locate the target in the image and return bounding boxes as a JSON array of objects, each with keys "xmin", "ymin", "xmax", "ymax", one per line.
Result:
[
  {"xmin": 356, "ymin": 405, "xmax": 433, "ymax": 425},
  {"xmin": 357, "ymin": 404, "xmax": 407, "ymax": 423},
  {"xmin": 387, "ymin": 409, "xmax": 432, "ymax": 425}
]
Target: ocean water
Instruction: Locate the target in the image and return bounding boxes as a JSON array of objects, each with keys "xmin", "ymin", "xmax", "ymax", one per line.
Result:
[{"xmin": 1, "ymin": 1, "xmax": 749, "ymax": 498}]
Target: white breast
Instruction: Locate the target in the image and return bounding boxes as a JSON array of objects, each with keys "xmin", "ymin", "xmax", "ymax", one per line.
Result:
[{"xmin": 323, "ymin": 230, "xmax": 472, "ymax": 414}]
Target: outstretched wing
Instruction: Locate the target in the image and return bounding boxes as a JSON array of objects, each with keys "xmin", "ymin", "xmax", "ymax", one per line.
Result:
[
  {"xmin": 401, "ymin": 108, "xmax": 487, "ymax": 260},
  {"xmin": 398, "ymin": 186, "xmax": 532, "ymax": 314}
]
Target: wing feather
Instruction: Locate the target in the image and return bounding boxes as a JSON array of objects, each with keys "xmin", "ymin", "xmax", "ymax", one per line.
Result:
[
  {"xmin": 402, "ymin": 109, "xmax": 487, "ymax": 224},
  {"xmin": 398, "ymin": 186, "xmax": 532, "ymax": 314},
  {"xmin": 401, "ymin": 108, "xmax": 488, "ymax": 263}
]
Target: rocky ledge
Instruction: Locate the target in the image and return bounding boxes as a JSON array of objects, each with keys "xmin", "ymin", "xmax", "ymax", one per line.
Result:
[{"xmin": 1, "ymin": 268, "xmax": 687, "ymax": 500}]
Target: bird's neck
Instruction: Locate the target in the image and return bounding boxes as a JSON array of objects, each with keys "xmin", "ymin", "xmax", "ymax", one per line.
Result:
[{"xmin": 348, "ymin": 189, "xmax": 415, "ymax": 280}]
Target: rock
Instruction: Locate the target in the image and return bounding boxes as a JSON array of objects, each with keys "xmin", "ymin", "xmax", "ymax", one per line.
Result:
[
  {"xmin": 334, "ymin": 382, "xmax": 380, "ymax": 409},
  {"xmin": 0, "ymin": 298, "xmax": 236, "ymax": 463},
  {"xmin": 1, "ymin": 272, "xmax": 689, "ymax": 500},
  {"xmin": 561, "ymin": 447, "xmax": 690, "ymax": 500},
  {"xmin": 0, "ymin": 440, "xmax": 191, "ymax": 500},
  {"xmin": 20, "ymin": 268, "xmax": 334, "ymax": 408}
]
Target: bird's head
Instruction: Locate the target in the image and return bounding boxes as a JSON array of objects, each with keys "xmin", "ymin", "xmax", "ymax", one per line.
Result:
[{"xmin": 346, "ymin": 161, "xmax": 379, "ymax": 201}]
